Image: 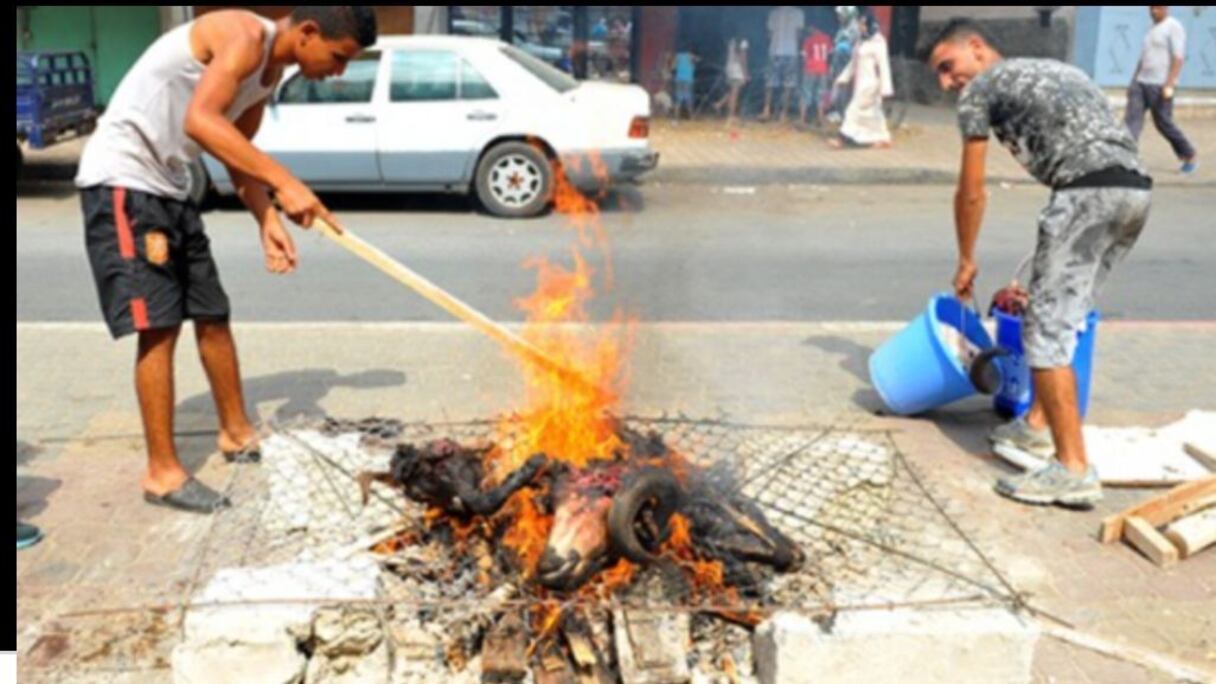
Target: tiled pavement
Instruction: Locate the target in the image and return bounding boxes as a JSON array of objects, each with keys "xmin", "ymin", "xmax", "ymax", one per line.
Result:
[{"xmin": 15, "ymin": 321, "xmax": 1216, "ymax": 682}]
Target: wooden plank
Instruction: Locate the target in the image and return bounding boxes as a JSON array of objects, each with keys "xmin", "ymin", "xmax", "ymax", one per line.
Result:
[
  {"xmin": 1164, "ymin": 507, "xmax": 1216, "ymax": 559},
  {"xmin": 613, "ymin": 609, "xmax": 691, "ymax": 684},
  {"xmin": 563, "ymin": 628, "xmax": 613, "ymax": 684},
  {"xmin": 564, "ymin": 629, "xmax": 598, "ymax": 669},
  {"xmin": 533, "ymin": 641, "xmax": 578, "ymax": 684},
  {"xmin": 482, "ymin": 611, "xmax": 529, "ymax": 683},
  {"xmin": 1184, "ymin": 441, "xmax": 1216, "ymax": 472},
  {"xmin": 1099, "ymin": 475, "xmax": 1216, "ymax": 543},
  {"xmin": 1123, "ymin": 517, "xmax": 1179, "ymax": 568}
]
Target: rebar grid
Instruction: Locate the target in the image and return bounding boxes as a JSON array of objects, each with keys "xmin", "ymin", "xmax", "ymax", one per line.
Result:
[{"xmin": 27, "ymin": 415, "xmax": 1021, "ymax": 681}]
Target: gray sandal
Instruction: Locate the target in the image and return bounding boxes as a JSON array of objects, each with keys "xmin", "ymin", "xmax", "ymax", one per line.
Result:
[
  {"xmin": 222, "ymin": 441, "xmax": 261, "ymax": 464},
  {"xmin": 144, "ymin": 477, "xmax": 231, "ymax": 514}
]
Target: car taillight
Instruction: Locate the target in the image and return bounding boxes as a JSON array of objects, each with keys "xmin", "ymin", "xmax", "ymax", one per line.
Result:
[{"xmin": 629, "ymin": 116, "xmax": 649, "ymax": 139}]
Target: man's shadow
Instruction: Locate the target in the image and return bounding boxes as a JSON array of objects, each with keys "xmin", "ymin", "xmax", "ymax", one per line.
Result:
[
  {"xmin": 173, "ymin": 368, "xmax": 406, "ymax": 471},
  {"xmin": 16, "ymin": 440, "xmax": 61, "ymax": 520}
]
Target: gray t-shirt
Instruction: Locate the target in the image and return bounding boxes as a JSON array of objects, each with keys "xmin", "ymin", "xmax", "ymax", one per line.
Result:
[
  {"xmin": 957, "ymin": 59, "xmax": 1144, "ymax": 188},
  {"xmin": 1136, "ymin": 16, "xmax": 1186, "ymax": 86},
  {"xmin": 767, "ymin": 6, "xmax": 805, "ymax": 57}
]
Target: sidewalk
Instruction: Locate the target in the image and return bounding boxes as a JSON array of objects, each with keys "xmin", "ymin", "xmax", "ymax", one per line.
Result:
[
  {"xmin": 16, "ymin": 322, "xmax": 1216, "ymax": 682},
  {"xmin": 651, "ymin": 104, "xmax": 1215, "ymax": 187},
  {"xmin": 20, "ymin": 105, "xmax": 1213, "ymax": 194}
]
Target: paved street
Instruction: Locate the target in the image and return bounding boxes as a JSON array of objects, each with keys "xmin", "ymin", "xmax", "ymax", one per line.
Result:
[{"xmin": 15, "ymin": 183, "xmax": 1216, "ymax": 323}]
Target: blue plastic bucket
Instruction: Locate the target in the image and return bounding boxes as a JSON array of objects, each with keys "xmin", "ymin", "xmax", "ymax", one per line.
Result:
[
  {"xmin": 993, "ymin": 310, "xmax": 1099, "ymax": 419},
  {"xmin": 869, "ymin": 294, "xmax": 995, "ymax": 415}
]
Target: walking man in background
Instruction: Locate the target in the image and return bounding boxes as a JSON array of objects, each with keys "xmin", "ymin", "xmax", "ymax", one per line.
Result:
[
  {"xmin": 926, "ymin": 20, "xmax": 1152, "ymax": 508},
  {"xmin": 1126, "ymin": 6, "xmax": 1197, "ymax": 174}
]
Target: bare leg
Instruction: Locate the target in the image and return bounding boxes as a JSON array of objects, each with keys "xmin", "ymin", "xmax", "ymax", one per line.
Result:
[
  {"xmin": 1033, "ymin": 367, "xmax": 1086, "ymax": 474},
  {"xmin": 779, "ymin": 87, "xmax": 793, "ymax": 123},
  {"xmin": 728, "ymin": 84, "xmax": 741, "ymax": 121},
  {"xmin": 761, "ymin": 88, "xmax": 773, "ymax": 120},
  {"xmin": 195, "ymin": 320, "xmax": 257, "ymax": 454},
  {"xmin": 1025, "ymin": 396, "xmax": 1048, "ymax": 431},
  {"xmin": 137, "ymin": 326, "xmax": 188, "ymax": 495}
]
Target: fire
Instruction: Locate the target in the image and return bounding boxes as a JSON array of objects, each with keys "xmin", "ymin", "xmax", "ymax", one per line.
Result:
[
  {"xmin": 498, "ymin": 486, "xmax": 553, "ymax": 576},
  {"xmin": 503, "ymin": 249, "xmax": 628, "ymax": 471},
  {"xmin": 664, "ymin": 514, "xmax": 728, "ymax": 591},
  {"xmin": 582, "ymin": 557, "xmax": 636, "ymax": 600},
  {"xmin": 486, "ymin": 150, "xmax": 640, "ymax": 587},
  {"xmin": 490, "ymin": 160, "xmax": 633, "ymax": 474},
  {"xmin": 398, "ymin": 153, "xmax": 754, "ymax": 622}
]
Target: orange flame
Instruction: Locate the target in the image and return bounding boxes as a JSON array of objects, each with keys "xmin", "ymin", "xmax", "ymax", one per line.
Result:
[
  {"xmin": 498, "ymin": 487, "xmax": 554, "ymax": 575},
  {"xmin": 489, "ymin": 151, "xmax": 644, "ymax": 593},
  {"xmin": 492, "ymin": 151, "xmax": 633, "ymax": 476}
]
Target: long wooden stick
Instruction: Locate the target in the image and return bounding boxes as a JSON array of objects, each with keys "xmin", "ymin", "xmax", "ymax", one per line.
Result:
[{"xmin": 311, "ymin": 217, "xmax": 596, "ymax": 393}]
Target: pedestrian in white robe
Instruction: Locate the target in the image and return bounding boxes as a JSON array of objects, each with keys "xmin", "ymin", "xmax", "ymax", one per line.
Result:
[{"xmin": 832, "ymin": 14, "xmax": 894, "ymax": 147}]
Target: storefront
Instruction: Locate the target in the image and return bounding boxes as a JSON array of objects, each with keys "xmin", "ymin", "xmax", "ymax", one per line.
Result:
[
  {"xmin": 448, "ymin": 6, "xmax": 640, "ymax": 83},
  {"xmin": 443, "ymin": 6, "xmax": 908, "ymax": 97}
]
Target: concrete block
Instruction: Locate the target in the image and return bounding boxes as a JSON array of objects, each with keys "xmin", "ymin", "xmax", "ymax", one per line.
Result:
[
  {"xmin": 614, "ymin": 609, "xmax": 692, "ymax": 684},
  {"xmin": 172, "ymin": 558, "xmax": 380, "ymax": 684},
  {"xmin": 754, "ymin": 608, "xmax": 1038, "ymax": 684}
]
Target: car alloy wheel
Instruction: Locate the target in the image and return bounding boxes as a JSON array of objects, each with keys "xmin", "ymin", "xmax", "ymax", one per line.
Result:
[
  {"xmin": 475, "ymin": 141, "xmax": 554, "ymax": 218},
  {"xmin": 489, "ymin": 153, "xmax": 543, "ymax": 209}
]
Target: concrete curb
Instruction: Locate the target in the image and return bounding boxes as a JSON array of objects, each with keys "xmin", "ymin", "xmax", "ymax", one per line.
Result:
[
  {"xmin": 652, "ymin": 166, "xmax": 1214, "ymax": 188},
  {"xmin": 20, "ymin": 163, "xmax": 1211, "ymax": 190}
]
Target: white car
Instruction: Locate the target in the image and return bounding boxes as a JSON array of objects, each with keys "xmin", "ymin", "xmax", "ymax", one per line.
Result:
[{"xmin": 199, "ymin": 36, "xmax": 657, "ymax": 217}]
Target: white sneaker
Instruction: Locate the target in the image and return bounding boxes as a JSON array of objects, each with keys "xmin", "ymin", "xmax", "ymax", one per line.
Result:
[
  {"xmin": 995, "ymin": 461, "xmax": 1103, "ymax": 508},
  {"xmin": 990, "ymin": 419, "xmax": 1055, "ymax": 471}
]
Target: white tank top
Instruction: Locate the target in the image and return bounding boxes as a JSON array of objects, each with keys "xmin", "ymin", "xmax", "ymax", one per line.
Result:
[{"xmin": 76, "ymin": 15, "xmax": 278, "ymax": 200}]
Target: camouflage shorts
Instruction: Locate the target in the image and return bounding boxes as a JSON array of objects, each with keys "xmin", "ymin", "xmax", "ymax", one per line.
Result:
[{"xmin": 1024, "ymin": 187, "xmax": 1151, "ymax": 368}]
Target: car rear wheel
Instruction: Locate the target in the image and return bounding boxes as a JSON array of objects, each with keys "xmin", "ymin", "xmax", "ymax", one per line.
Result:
[{"xmin": 474, "ymin": 141, "xmax": 552, "ymax": 218}]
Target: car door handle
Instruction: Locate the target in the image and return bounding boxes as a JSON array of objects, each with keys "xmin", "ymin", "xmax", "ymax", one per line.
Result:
[
  {"xmin": 466, "ymin": 111, "xmax": 498, "ymax": 121},
  {"xmin": 345, "ymin": 114, "xmax": 376, "ymax": 124}
]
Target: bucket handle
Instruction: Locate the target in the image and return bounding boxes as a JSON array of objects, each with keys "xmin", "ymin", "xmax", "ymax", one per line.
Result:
[{"xmin": 955, "ymin": 284, "xmax": 986, "ymax": 362}]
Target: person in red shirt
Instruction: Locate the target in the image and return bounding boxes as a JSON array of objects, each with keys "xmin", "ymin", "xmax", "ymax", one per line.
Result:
[{"xmin": 800, "ymin": 24, "xmax": 833, "ymax": 126}]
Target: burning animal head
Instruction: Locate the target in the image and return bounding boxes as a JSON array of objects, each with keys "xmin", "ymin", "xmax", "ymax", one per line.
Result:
[{"xmin": 536, "ymin": 465, "xmax": 681, "ymax": 591}]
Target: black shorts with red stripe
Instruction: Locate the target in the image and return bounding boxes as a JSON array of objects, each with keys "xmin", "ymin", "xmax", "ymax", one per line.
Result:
[{"xmin": 81, "ymin": 186, "xmax": 231, "ymax": 339}]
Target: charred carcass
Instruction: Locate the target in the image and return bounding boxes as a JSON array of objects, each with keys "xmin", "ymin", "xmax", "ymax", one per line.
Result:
[
  {"xmin": 357, "ymin": 438, "xmax": 545, "ymax": 519},
  {"xmin": 536, "ymin": 461, "xmax": 803, "ymax": 591},
  {"xmin": 536, "ymin": 464, "xmax": 681, "ymax": 590}
]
